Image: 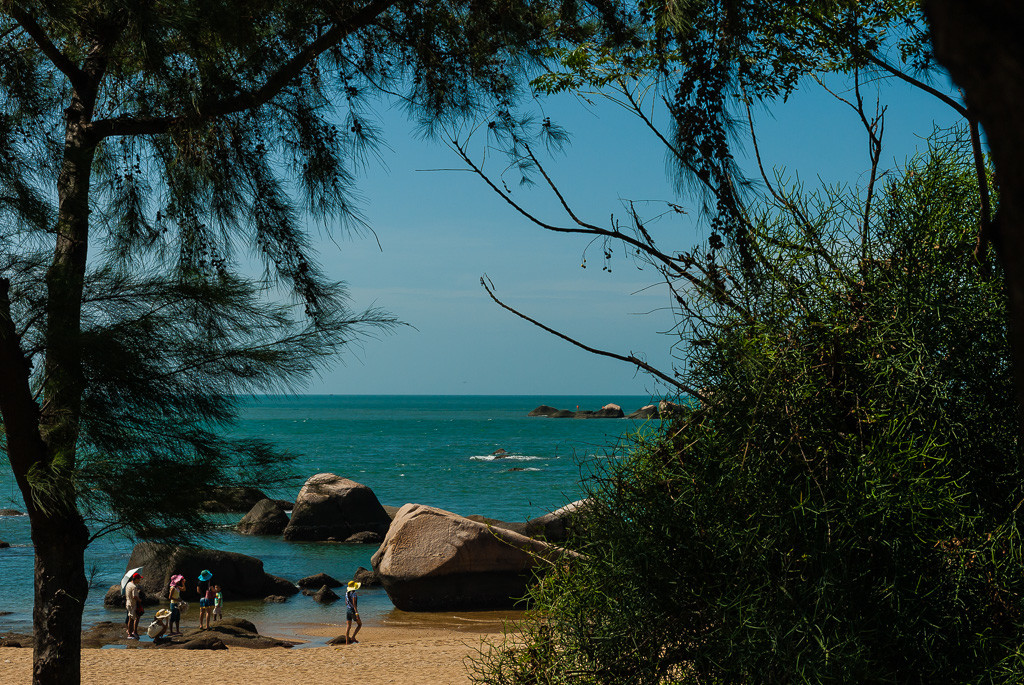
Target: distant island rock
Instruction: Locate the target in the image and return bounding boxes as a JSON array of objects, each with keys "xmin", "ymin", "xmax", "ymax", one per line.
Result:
[
  {"xmin": 528, "ymin": 403, "xmax": 625, "ymax": 419},
  {"xmin": 529, "ymin": 400, "xmax": 690, "ymax": 420}
]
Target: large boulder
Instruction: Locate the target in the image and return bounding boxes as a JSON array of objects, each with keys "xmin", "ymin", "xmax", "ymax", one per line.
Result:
[
  {"xmin": 283, "ymin": 474, "xmax": 391, "ymax": 542},
  {"xmin": 0, "ymin": 509, "xmax": 24, "ymax": 516},
  {"xmin": 236, "ymin": 499, "xmax": 290, "ymax": 536},
  {"xmin": 371, "ymin": 503, "xmax": 573, "ymax": 611},
  {"xmin": 122, "ymin": 542, "xmax": 299, "ymax": 601}
]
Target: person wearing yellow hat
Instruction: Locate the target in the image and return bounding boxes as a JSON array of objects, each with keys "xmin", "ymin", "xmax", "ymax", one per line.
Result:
[{"xmin": 345, "ymin": 580, "xmax": 362, "ymax": 644}]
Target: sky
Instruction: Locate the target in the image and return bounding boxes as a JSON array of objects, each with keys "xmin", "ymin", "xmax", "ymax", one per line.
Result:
[{"xmin": 299, "ymin": 70, "xmax": 963, "ymax": 397}]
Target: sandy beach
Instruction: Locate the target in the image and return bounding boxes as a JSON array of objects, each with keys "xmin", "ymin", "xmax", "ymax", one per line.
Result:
[{"xmin": 0, "ymin": 621, "xmax": 507, "ymax": 685}]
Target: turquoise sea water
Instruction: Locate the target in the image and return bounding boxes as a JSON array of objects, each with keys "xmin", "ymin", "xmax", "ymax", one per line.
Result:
[{"xmin": 0, "ymin": 395, "xmax": 652, "ymax": 641}]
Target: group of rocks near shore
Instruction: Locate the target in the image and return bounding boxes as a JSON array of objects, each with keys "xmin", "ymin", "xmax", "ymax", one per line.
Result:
[{"xmin": 100, "ymin": 473, "xmax": 588, "ymax": 616}]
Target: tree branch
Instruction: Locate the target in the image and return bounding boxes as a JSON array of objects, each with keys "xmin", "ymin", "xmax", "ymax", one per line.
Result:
[
  {"xmin": 7, "ymin": 6, "xmax": 86, "ymax": 91},
  {"xmin": 480, "ymin": 275, "xmax": 706, "ymax": 400},
  {"xmin": 91, "ymin": 0, "xmax": 397, "ymax": 139}
]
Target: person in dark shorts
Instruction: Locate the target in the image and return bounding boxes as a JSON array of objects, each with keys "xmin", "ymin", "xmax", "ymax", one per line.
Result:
[
  {"xmin": 345, "ymin": 580, "xmax": 362, "ymax": 644},
  {"xmin": 197, "ymin": 569, "xmax": 214, "ymax": 630}
]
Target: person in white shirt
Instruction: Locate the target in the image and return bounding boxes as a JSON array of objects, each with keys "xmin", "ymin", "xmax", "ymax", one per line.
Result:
[{"xmin": 125, "ymin": 573, "xmax": 143, "ymax": 640}]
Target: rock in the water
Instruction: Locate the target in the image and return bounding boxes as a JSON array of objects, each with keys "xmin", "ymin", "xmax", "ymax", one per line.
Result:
[
  {"xmin": 313, "ymin": 585, "xmax": 340, "ymax": 603},
  {"xmin": 627, "ymin": 404, "xmax": 659, "ymax": 419},
  {"xmin": 264, "ymin": 595, "xmax": 289, "ymax": 603},
  {"xmin": 524, "ymin": 499, "xmax": 591, "ymax": 543},
  {"xmin": 0, "ymin": 509, "xmax": 24, "ymax": 516},
  {"xmin": 0, "ymin": 540, "xmax": 9, "ymax": 549},
  {"xmin": 371, "ymin": 503, "xmax": 573, "ymax": 611},
  {"xmin": 592, "ymin": 403, "xmax": 624, "ymax": 418},
  {"xmin": 236, "ymin": 498, "xmax": 290, "ymax": 536},
  {"xmin": 283, "ymin": 473, "xmax": 391, "ymax": 542},
  {"xmin": 343, "ymin": 530, "xmax": 383, "ymax": 544},
  {"xmin": 199, "ymin": 486, "xmax": 273, "ymax": 513},
  {"xmin": 327, "ymin": 635, "xmax": 354, "ymax": 645},
  {"xmin": 297, "ymin": 573, "xmax": 341, "ymax": 589},
  {"xmin": 527, "ymin": 405, "xmax": 560, "ymax": 417},
  {"xmin": 382, "ymin": 505, "xmax": 402, "ymax": 520},
  {"xmin": 122, "ymin": 542, "xmax": 299, "ymax": 601},
  {"xmin": 262, "ymin": 574, "xmax": 299, "ymax": 597},
  {"xmin": 352, "ymin": 566, "xmax": 380, "ymax": 587},
  {"xmin": 552, "ymin": 409, "xmax": 575, "ymax": 418}
]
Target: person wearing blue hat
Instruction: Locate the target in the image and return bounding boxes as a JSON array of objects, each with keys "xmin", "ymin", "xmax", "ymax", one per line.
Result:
[{"xmin": 197, "ymin": 570, "xmax": 214, "ymax": 630}]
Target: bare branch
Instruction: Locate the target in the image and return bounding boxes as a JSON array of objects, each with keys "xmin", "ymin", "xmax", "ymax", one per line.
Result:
[{"xmin": 480, "ymin": 275, "xmax": 706, "ymax": 400}]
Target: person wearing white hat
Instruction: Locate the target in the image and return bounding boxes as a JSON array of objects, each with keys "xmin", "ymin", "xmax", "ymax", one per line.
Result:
[
  {"xmin": 125, "ymin": 572, "xmax": 143, "ymax": 640},
  {"xmin": 345, "ymin": 581, "xmax": 362, "ymax": 644},
  {"xmin": 147, "ymin": 608, "xmax": 172, "ymax": 639}
]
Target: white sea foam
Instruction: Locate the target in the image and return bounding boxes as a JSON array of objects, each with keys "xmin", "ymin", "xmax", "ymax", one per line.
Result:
[{"xmin": 470, "ymin": 454, "xmax": 543, "ymax": 462}]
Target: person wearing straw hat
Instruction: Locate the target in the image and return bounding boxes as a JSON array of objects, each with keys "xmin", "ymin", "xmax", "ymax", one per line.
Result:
[
  {"xmin": 147, "ymin": 608, "xmax": 172, "ymax": 640},
  {"xmin": 197, "ymin": 569, "xmax": 214, "ymax": 630},
  {"xmin": 345, "ymin": 580, "xmax": 362, "ymax": 644}
]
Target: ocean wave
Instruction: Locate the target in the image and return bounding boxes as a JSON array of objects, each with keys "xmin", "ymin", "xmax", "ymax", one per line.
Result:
[
  {"xmin": 505, "ymin": 467, "xmax": 542, "ymax": 472},
  {"xmin": 470, "ymin": 454, "xmax": 542, "ymax": 462}
]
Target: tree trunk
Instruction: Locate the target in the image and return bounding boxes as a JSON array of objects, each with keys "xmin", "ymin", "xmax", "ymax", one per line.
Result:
[
  {"xmin": 29, "ymin": 78, "xmax": 99, "ymax": 684},
  {"xmin": 925, "ymin": 0, "xmax": 1024, "ymax": 430},
  {"xmin": 30, "ymin": 510, "xmax": 89, "ymax": 684}
]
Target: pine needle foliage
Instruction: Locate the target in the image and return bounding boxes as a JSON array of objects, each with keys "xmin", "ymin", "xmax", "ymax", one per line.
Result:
[{"xmin": 471, "ymin": 134, "xmax": 1024, "ymax": 684}]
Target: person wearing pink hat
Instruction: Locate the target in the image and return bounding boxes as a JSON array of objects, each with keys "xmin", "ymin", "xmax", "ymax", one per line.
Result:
[{"xmin": 168, "ymin": 574, "xmax": 186, "ymax": 635}]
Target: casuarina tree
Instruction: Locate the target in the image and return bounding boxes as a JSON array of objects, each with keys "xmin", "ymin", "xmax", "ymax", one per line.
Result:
[{"xmin": 0, "ymin": 1, "xmax": 622, "ymax": 682}]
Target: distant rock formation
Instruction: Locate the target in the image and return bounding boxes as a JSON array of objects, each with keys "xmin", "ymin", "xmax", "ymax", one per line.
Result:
[
  {"xmin": 372, "ymin": 503, "xmax": 574, "ymax": 611},
  {"xmin": 283, "ymin": 473, "xmax": 391, "ymax": 542},
  {"xmin": 527, "ymin": 403, "xmax": 624, "ymax": 418},
  {"xmin": 236, "ymin": 499, "xmax": 290, "ymax": 536}
]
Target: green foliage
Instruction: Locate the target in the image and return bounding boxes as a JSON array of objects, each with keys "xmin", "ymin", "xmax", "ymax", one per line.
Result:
[{"xmin": 471, "ymin": 135, "xmax": 1024, "ymax": 684}]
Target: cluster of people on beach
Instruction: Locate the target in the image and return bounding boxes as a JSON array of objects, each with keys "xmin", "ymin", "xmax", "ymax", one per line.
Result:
[
  {"xmin": 122, "ymin": 569, "xmax": 222, "ymax": 641},
  {"xmin": 122, "ymin": 569, "xmax": 362, "ymax": 644}
]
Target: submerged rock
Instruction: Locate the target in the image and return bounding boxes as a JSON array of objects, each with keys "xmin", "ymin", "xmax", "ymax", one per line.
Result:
[
  {"xmin": 236, "ymin": 498, "xmax": 289, "ymax": 536},
  {"xmin": 297, "ymin": 572, "xmax": 341, "ymax": 589}
]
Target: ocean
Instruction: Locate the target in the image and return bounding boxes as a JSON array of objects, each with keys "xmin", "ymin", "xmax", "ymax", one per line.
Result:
[{"xmin": 0, "ymin": 395, "xmax": 654, "ymax": 642}]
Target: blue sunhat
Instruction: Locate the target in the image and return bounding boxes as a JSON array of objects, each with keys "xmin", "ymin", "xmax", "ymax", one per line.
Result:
[{"xmin": 198, "ymin": 569, "xmax": 213, "ymax": 582}]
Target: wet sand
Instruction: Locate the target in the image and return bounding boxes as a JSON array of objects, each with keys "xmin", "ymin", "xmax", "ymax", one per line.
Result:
[{"xmin": 0, "ymin": 616, "xmax": 513, "ymax": 685}]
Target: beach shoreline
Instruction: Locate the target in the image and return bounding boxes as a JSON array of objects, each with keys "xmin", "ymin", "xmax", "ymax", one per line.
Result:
[{"xmin": 0, "ymin": 618, "xmax": 512, "ymax": 685}]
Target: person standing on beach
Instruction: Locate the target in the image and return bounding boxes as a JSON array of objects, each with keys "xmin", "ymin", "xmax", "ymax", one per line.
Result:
[
  {"xmin": 197, "ymin": 569, "xmax": 214, "ymax": 630},
  {"xmin": 125, "ymin": 572, "xmax": 143, "ymax": 640},
  {"xmin": 345, "ymin": 580, "xmax": 362, "ymax": 644},
  {"xmin": 168, "ymin": 575, "xmax": 185, "ymax": 635},
  {"xmin": 212, "ymin": 584, "xmax": 223, "ymax": 621}
]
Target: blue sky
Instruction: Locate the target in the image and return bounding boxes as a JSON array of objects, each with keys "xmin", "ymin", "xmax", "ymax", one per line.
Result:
[{"xmin": 302, "ymin": 71, "xmax": 963, "ymax": 396}]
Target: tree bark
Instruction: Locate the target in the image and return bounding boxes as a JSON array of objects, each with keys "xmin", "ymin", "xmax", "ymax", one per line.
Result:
[{"xmin": 925, "ymin": 0, "xmax": 1024, "ymax": 429}]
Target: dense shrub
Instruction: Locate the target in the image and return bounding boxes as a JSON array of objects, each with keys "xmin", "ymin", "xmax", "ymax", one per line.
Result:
[{"xmin": 472, "ymin": 137, "xmax": 1024, "ymax": 684}]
